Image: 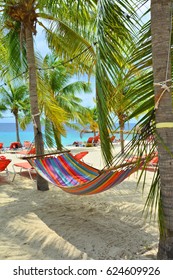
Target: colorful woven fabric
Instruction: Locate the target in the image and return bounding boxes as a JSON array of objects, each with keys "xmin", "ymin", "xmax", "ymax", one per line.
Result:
[{"xmin": 28, "ymin": 153, "xmax": 141, "ymax": 195}]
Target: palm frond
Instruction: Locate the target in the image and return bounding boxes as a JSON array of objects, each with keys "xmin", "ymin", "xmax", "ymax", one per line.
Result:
[{"xmin": 37, "ymin": 16, "xmax": 96, "ymax": 75}]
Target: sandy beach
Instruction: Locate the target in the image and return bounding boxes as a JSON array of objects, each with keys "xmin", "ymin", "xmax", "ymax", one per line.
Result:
[{"xmin": 0, "ymin": 145, "xmax": 159, "ymax": 260}]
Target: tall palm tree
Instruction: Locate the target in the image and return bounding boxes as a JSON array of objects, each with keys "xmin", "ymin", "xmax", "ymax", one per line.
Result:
[
  {"xmin": 0, "ymin": 81, "xmax": 30, "ymax": 143},
  {"xmin": 0, "ymin": 0, "xmax": 96, "ymax": 191},
  {"xmin": 151, "ymin": 0, "xmax": 173, "ymax": 260},
  {"xmin": 94, "ymin": 0, "xmax": 173, "ymax": 259},
  {"xmin": 37, "ymin": 53, "xmax": 92, "ymax": 147},
  {"xmin": 47, "ymin": 0, "xmax": 137, "ymax": 163},
  {"xmin": 107, "ymin": 56, "xmax": 140, "ymax": 154},
  {"xmin": 80, "ymin": 107, "xmax": 99, "ymax": 138},
  {"xmin": 126, "ymin": 0, "xmax": 173, "ymax": 260},
  {"xmin": 52, "ymin": 0, "xmax": 173, "ymax": 259}
]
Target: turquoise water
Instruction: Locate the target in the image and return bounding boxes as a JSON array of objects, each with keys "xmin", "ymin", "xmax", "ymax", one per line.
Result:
[{"xmin": 0, "ymin": 123, "xmax": 135, "ymax": 147}]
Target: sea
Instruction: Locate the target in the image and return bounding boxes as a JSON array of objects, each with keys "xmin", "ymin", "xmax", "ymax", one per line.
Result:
[{"xmin": 0, "ymin": 123, "xmax": 136, "ymax": 148}]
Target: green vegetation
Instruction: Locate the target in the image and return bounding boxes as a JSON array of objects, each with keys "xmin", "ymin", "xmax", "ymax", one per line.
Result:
[{"xmin": 0, "ymin": 0, "xmax": 173, "ymax": 259}]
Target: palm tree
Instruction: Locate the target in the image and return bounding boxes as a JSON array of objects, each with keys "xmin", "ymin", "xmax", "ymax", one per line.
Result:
[
  {"xmin": 80, "ymin": 106, "xmax": 99, "ymax": 138},
  {"xmin": 37, "ymin": 53, "xmax": 92, "ymax": 147},
  {"xmin": 52, "ymin": 0, "xmax": 173, "ymax": 259},
  {"xmin": 0, "ymin": 81, "xmax": 30, "ymax": 143},
  {"xmin": 0, "ymin": 0, "xmax": 138, "ymax": 189},
  {"xmin": 151, "ymin": 0, "xmax": 173, "ymax": 260},
  {"xmin": 107, "ymin": 58, "xmax": 139, "ymax": 154},
  {"xmin": 94, "ymin": 0, "xmax": 173, "ymax": 259},
  {"xmin": 47, "ymin": 0, "xmax": 136, "ymax": 163},
  {"xmin": 0, "ymin": 0, "xmax": 96, "ymax": 191},
  {"xmin": 125, "ymin": 0, "xmax": 173, "ymax": 260}
]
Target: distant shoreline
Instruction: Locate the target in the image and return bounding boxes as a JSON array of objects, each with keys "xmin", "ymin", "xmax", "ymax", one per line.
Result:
[{"xmin": 0, "ymin": 123, "xmax": 136, "ymax": 147}]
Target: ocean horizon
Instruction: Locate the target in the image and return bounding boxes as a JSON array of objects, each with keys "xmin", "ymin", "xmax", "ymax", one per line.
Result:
[{"xmin": 0, "ymin": 122, "xmax": 136, "ymax": 147}]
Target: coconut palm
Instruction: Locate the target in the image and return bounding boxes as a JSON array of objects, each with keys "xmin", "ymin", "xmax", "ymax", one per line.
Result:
[
  {"xmin": 80, "ymin": 106, "xmax": 99, "ymax": 138},
  {"xmin": 123, "ymin": 0, "xmax": 173, "ymax": 259},
  {"xmin": 0, "ymin": 81, "xmax": 30, "ymax": 143},
  {"xmin": 0, "ymin": 0, "xmax": 97, "ymax": 191},
  {"xmin": 96, "ymin": 0, "xmax": 173, "ymax": 260},
  {"xmin": 52, "ymin": 0, "xmax": 173, "ymax": 259},
  {"xmin": 37, "ymin": 53, "xmax": 92, "ymax": 147},
  {"xmin": 0, "ymin": 0, "xmax": 139, "ymax": 190},
  {"xmin": 107, "ymin": 51, "xmax": 141, "ymax": 154},
  {"xmin": 47, "ymin": 0, "xmax": 137, "ymax": 162},
  {"xmin": 0, "ymin": 104, "xmax": 6, "ymax": 118},
  {"xmin": 150, "ymin": 0, "xmax": 173, "ymax": 260}
]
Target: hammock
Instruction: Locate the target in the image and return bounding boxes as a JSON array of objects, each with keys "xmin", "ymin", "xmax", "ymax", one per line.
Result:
[
  {"xmin": 26, "ymin": 152, "xmax": 144, "ymax": 195},
  {"xmin": 25, "ymin": 115, "xmax": 157, "ymax": 196}
]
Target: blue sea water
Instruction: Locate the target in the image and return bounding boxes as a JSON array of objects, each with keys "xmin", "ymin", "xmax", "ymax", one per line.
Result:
[{"xmin": 0, "ymin": 123, "xmax": 136, "ymax": 147}]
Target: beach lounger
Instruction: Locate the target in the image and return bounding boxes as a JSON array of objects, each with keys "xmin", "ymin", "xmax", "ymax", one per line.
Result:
[
  {"xmin": 0, "ymin": 156, "xmax": 12, "ymax": 176},
  {"xmin": 126, "ymin": 155, "xmax": 158, "ymax": 173},
  {"xmin": 85, "ymin": 137, "xmax": 94, "ymax": 147},
  {"xmin": 9, "ymin": 142, "xmax": 22, "ymax": 149},
  {"xmin": 93, "ymin": 135, "xmax": 100, "ymax": 145},
  {"xmin": 23, "ymin": 141, "xmax": 32, "ymax": 148},
  {"xmin": 16, "ymin": 146, "xmax": 36, "ymax": 156},
  {"xmin": 12, "ymin": 161, "xmax": 36, "ymax": 181},
  {"xmin": 86, "ymin": 136, "xmax": 100, "ymax": 147},
  {"xmin": 73, "ymin": 151, "xmax": 89, "ymax": 161},
  {"xmin": 87, "ymin": 137, "xmax": 94, "ymax": 143}
]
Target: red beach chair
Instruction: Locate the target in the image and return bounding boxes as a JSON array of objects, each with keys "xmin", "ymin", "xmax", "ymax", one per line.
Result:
[
  {"xmin": 93, "ymin": 135, "xmax": 100, "ymax": 145},
  {"xmin": 9, "ymin": 142, "xmax": 22, "ymax": 149},
  {"xmin": 74, "ymin": 151, "xmax": 89, "ymax": 161},
  {"xmin": 23, "ymin": 141, "xmax": 32, "ymax": 148},
  {"xmin": 17, "ymin": 145, "xmax": 36, "ymax": 156},
  {"xmin": 12, "ymin": 161, "xmax": 36, "ymax": 181},
  {"xmin": 87, "ymin": 137, "xmax": 94, "ymax": 144},
  {"xmin": 0, "ymin": 156, "xmax": 12, "ymax": 176}
]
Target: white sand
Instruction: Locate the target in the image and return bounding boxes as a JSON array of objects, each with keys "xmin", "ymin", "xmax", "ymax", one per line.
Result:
[{"xmin": 0, "ymin": 145, "xmax": 159, "ymax": 260}]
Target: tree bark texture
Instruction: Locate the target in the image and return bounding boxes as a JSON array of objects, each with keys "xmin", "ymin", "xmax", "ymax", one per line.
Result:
[
  {"xmin": 25, "ymin": 26, "xmax": 49, "ymax": 191},
  {"xmin": 15, "ymin": 113, "xmax": 21, "ymax": 143},
  {"xmin": 151, "ymin": 0, "xmax": 173, "ymax": 259}
]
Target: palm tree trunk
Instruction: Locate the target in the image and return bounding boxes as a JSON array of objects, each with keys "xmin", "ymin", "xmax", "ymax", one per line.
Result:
[
  {"xmin": 25, "ymin": 26, "xmax": 49, "ymax": 191},
  {"xmin": 14, "ymin": 114, "xmax": 21, "ymax": 143},
  {"xmin": 119, "ymin": 117, "xmax": 124, "ymax": 154},
  {"xmin": 151, "ymin": 0, "xmax": 173, "ymax": 259}
]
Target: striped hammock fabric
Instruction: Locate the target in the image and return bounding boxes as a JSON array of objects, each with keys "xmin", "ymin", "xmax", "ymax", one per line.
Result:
[{"xmin": 27, "ymin": 153, "xmax": 141, "ymax": 195}]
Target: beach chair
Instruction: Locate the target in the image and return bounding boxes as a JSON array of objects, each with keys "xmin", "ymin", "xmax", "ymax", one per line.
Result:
[
  {"xmin": 126, "ymin": 155, "xmax": 158, "ymax": 173},
  {"xmin": 16, "ymin": 145, "xmax": 36, "ymax": 156},
  {"xmin": 141, "ymin": 156, "xmax": 158, "ymax": 172},
  {"xmin": 87, "ymin": 137, "xmax": 94, "ymax": 143},
  {"xmin": 0, "ymin": 156, "xmax": 12, "ymax": 176},
  {"xmin": 110, "ymin": 136, "xmax": 120, "ymax": 144},
  {"xmin": 73, "ymin": 151, "xmax": 89, "ymax": 161},
  {"xmin": 9, "ymin": 141, "xmax": 22, "ymax": 150},
  {"xmin": 86, "ymin": 137, "xmax": 94, "ymax": 147},
  {"xmin": 93, "ymin": 135, "xmax": 100, "ymax": 146},
  {"xmin": 86, "ymin": 136, "xmax": 100, "ymax": 147},
  {"xmin": 23, "ymin": 141, "xmax": 32, "ymax": 148},
  {"xmin": 12, "ymin": 161, "xmax": 36, "ymax": 181},
  {"xmin": 110, "ymin": 136, "xmax": 115, "ymax": 142}
]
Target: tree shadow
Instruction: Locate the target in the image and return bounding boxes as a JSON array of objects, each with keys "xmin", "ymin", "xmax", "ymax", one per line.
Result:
[{"xmin": 0, "ymin": 176, "xmax": 158, "ymax": 260}]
